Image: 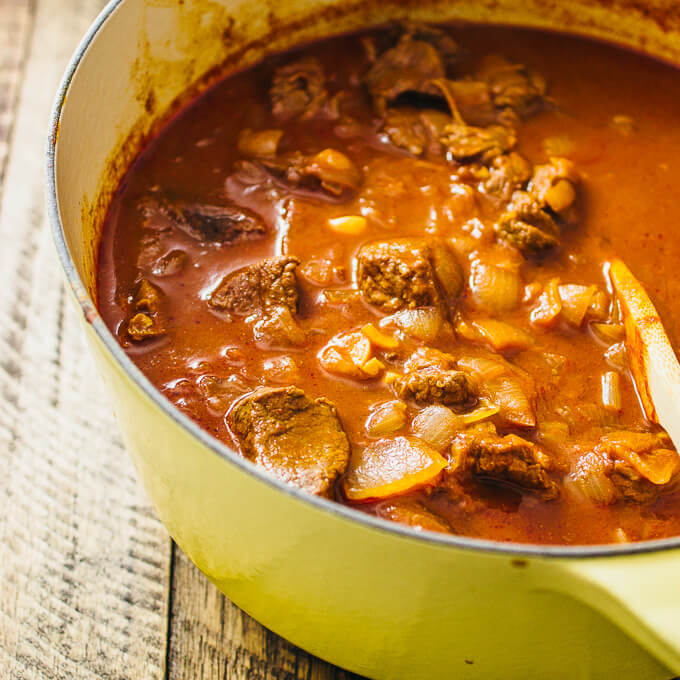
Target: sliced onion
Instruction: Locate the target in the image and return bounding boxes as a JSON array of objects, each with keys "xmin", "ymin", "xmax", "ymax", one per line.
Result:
[
  {"xmin": 470, "ymin": 319, "xmax": 534, "ymax": 352},
  {"xmin": 558, "ymin": 284, "xmax": 596, "ymax": 327},
  {"xmin": 343, "ymin": 436, "xmax": 447, "ymax": 501},
  {"xmin": 365, "ymin": 401, "xmax": 408, "ymax": 438},
  {"xmin": 590, "ymin": 322, "xmax": 624, "ymax": 344},
  {"xmin": 412, "ymin": 405, "xmax": 461, "ymax": 450},
  {"xmin": 457, "ymin": 356, "xmax": 535, "ymax": 428},
  {"xmin": 469, "ymin": 260, "xmax": 521, "ymax": 314},
  {"xmin": 530, "ymin": 278, "xmax": 562, "ymax": 327},
  {"xmin": 601, "ymin": 371, "xmax": 622, "ymax": 412},
  {"xmin": 386, "ymin": 307, "xmax": 443, "ymax": 342},
  {"xmin": 604, "ymin": 342, "xmax": 627, "ymax": 371},
  {"xmin": 566, "ymin": 452, "xmax": 616, "ymax": 505}
]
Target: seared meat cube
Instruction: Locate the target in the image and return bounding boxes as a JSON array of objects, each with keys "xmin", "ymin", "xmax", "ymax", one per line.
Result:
[
  {"xmin": 227, "ymin": 386, "xmax": 350, "ymax": 496},
  {"xmin": 380, "ymin": 108, "xmax": 449, "ymax": 156},
  {"xmin": 483, "ymin": 152, "xmax": 532, "ymax": 201},
  {"xmin": 393, "ymin": 367, "xmax": 473, "ymax": 406},
  {"xmin": 366, "ymin": 34, "xmax": 446, "ymax": 111},
  {"xmin": 127, "ymin": 279, "xmax": 165, "ymax": 341},
  {"xmin": 440, "ymin": 123, "xmax": 516, "ymax": 164},
  {"xmin": 451, "ymin": 423, "xmax": 559, "ymax": 499},
  {"xmin": 529, "ymin": 157, "xmax": 579, "ymax": 215},
  {"xmin": 401, "ymin": 22, "xmax": 462, "ymax": 72},
  {"xmin": 495, "ymin": 190, "xmax": 560, "ymax": 256},
  {"xmin": 176, "ymin": 202, "xmax": 267, "ymax": 244},
  {"xmin": 597, "ymin": 431, "xmax": 680, "ymax": 503},
  {"xmin": 478, "ymin": 55, "xmax": 547, "ymax": 124},
  {"xmin": 209, "ymin": 256, "xmax": 300, "ymax": 316},
  {"xmin": 270, "ymin": 57, "xmax": 327, "ymax": 120},
  {"xmin": 259, "ymin": 149, "xmax": 361, "ymax": 199},
  {"xmin": 356, "ymin": 238, "xmax": 463, "ymax": 313},
  {"xmin": 429, "ymin": 78, "xmax": 498, "ymax": 127},
  {"xmin": 127, "ymin": 312, "xmax": 163, "ymax": 341}
]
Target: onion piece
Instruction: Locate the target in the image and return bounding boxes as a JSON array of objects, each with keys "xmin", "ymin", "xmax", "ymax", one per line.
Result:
[
  {"xmin": 566, "ymin": 452, "xmax": 617, "ymax": 505},
  {"xmin": 343, "ymin": 436, "xmax": 447, "ymax": 501},
  {"xmin": 470, "ymin": 319, "xmax": 534, "ymax": 352},
  {"xmin": 365, "ymin": 401, "xmax": 408, "ymax": 437},
  {"xmin": 469, "ymin": 259, "xmax": 521, "ymax": 314},
  {"xmin": 591, "ymin": 322, "xmax": 624, "ymax": 344},
  {"xmin": 457, "ymin": 355, "xmax": 536, "ymax": 428},
  {"xmin": 530, "ymin": 278, "xmax": 562, "ymax": 327},
  {"xmin": 558, "ymin": 284, "xmax": 596, "ymax": 327},
  {"xmin": 237, "ymin": 128, "xmax": 283, "ymax": 157},
  {"xmin": 318, "ymin": 330, "xmax": 373, "ymax": 379},
  {"xmin": 601, "ymin": 371, "xmax": 622, "ymax": 412},
  {"xmin": 412, "ymin": 405, "xmax": 461, "ymax": 450},
  {"xmin": 462, "ymin": 403, "xmax": 500, "ymax": 425},
  {"xmin": 604, "ymin": 342, "xmax": 627, "ymax": 371},
  {"xmin": 383, "ymin": 307, "xmax": 443, "ymax": 342}
]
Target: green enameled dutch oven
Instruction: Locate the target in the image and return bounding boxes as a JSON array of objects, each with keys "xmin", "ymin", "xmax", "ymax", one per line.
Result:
[{"xmin": 47, "ymin": 1, "xmax": 680, "ymax": 677}]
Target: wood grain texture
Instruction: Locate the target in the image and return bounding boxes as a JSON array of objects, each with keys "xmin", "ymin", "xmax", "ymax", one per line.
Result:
[
  {"xmin": 0, "ymin": 0, "xmax": 171, "ymax": 678},
  {"xmin": 167, "ymin": 547, "xmax": 363, "ymax": 680},
  {"xmin": 0, "ymin": 0, "xmax": 33, "ymax": 191}
]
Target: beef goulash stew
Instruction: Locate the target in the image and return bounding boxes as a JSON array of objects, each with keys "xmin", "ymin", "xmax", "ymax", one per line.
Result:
[{"xmin": 97, "ymin": 24, "xmax": 680, "ymax": 545}]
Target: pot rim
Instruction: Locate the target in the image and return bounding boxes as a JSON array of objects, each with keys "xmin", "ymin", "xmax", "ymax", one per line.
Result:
[{"xmin": 46, "ymin": 0, "xmax": 680, "ymax": 560}]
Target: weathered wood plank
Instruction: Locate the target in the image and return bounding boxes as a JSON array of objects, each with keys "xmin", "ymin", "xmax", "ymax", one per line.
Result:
[
  {"xmin": 0, "ymin": 0, "xmax": 172, "ymax": 678},
  {"xmin": 168, "ymin": 547, "xmax": 364, "ymax": 680},
  {"xmin": 0, "ymin": 0, "xmax": 32, "ymax": 190}
]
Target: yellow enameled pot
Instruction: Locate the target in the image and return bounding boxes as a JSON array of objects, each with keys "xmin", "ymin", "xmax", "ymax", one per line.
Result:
[{"xmin": 47, "ymin": 2, "xmax": 680, "ymax": 677}]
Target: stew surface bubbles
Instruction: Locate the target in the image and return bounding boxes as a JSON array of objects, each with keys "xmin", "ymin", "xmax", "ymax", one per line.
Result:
[{"xmin": 98, "ymin": 25, "xmax": 680, "ymax": 545}]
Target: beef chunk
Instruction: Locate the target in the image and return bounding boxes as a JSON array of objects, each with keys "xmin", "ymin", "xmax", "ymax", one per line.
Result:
[
  {"xmin": 142, "ymin": 194, "xmax": 267, "ymax": 245},
  {"xmin": 209, "ymin": 256, "xmax": 300, "ymax": 316},
  {"xmin": 495, "ymin": 190, "xmax": 560, "ymax": 256},
  {"xmin": 429, "ymin": 78, "xmax": 498, "ymax": 127},
  {"xmin": 227, "ymin": 386, "xmax": 350, "ymax": 496},
  {"xmin": 270, "ymin": 57, "xmax": 327, "ymax": 120},
  {"xmin": 452, "ymin": 423, "xmax": 559, "ymax": 499},
  {"xmin": 401, "ymin": 22, "xmax": 462, "ymax": 72},
  {"xmin": 380, "ymin": 108, "xmax": 449, "ymax": 156},
  {"xmin": 483, "ymin": 152, "xmax": 532, "ymax": 201},
  {"xmin": 259, "ymin": 149, "xmax": 361, "ymax": 199},
  {"xmin": 127, "ymin": 279, "xmax": 165, "ymax": 341},
  {"xmin": 440, "ymin": 123, "xmax": 516, "ymax": 164},
  {"xmin": 393, "ymin": 367, "xmax": 473, "ymax": 406},
  {"xmin": 597, "ymin": 431, "xmax": 680, "ymax": 503},
  {"xmin": 366, "ymin": 34, "xmax": 446, "ymax": 112},
  {"xmin": 175, "ymin": 202, "xmax": 267, "ymax": 244},
  {"xmin": 356, "ymin": 238, "xmax": 463, "ymax": 313},
  {"xmin": 478, "ymin": 55, "xmax": 547, "ymax": 124},
  {"xmin": 529, "ymin": 157, "xmax": 579, "ymax": 215}
]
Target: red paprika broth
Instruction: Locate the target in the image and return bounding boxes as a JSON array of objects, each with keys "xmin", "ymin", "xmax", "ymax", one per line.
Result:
[{"xmin": 97, "ymin": 25, "xmax": 680, "ymax": 545}]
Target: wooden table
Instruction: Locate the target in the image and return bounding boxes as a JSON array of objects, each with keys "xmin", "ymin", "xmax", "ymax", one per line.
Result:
[{"xmin": 0, "ymin": 1, "xmax": 360, "ymax": 677}]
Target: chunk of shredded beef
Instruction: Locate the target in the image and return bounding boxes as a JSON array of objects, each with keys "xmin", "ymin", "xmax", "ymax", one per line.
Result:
[
  {"xmin": 477, "ymin": 55, "xmax": 547, "ymax": 124},
  {"xmin": 270, "ymin": 57, "xmax": 328, "ymax": 119},
  {"xmin": 380, "ymin": 108, "xmax": 448, "ymax": 156},
  {"xmin": 597, "ymin": 430, "xmax": 680, "ymax": 503},
  {"xmin": 258, "ymin": 149, "xmax": 361, "ymax": 199},
  {"xmin": 209, "ymin": 256, "xmax": 300, "ymax": 315},
  {"xmin": 393, "ymin": 367, "xmax": 473, "ymax": 406},
  {"xmin": 483, "ymin": 152, "xmax": 532, "ymax": 201},
  {"xmin": 440, "ymin": 123, "xmax": 516, "ymax": 163},
  {"xmin": 366, "ymin": 34, "xmax": 446, "ymax": 111},
  {"xmin": 227, "ymin": 386, "xmax": 350, "ymax": 496},
  {"xmin": 356, "ymin": 238, "xmax": 462, "ymax": 313},
  {"xmin": 176, "ymin": 202, "xmax": 267, "ymax": 244},
  {"xmin": 127, "ymin": 279, "xmax": 165, "ymax": 341},
  {"xmin": 495, "ymin": 190, "xmax": 560, "ymax": 255},
  {"xmin": 451, "ymin": 423, "xmax": 559, "ymax": 499}
]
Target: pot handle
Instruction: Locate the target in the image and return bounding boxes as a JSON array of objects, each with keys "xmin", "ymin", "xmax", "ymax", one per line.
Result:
[{"xmin": 561, "ymin": 551, "xmax": 680, "ymax": 673}]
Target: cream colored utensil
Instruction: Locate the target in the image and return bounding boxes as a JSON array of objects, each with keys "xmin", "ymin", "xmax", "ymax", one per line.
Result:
[{"xmin": 609, "ymin": 258, "xmax": 680, "ymax": 448}]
